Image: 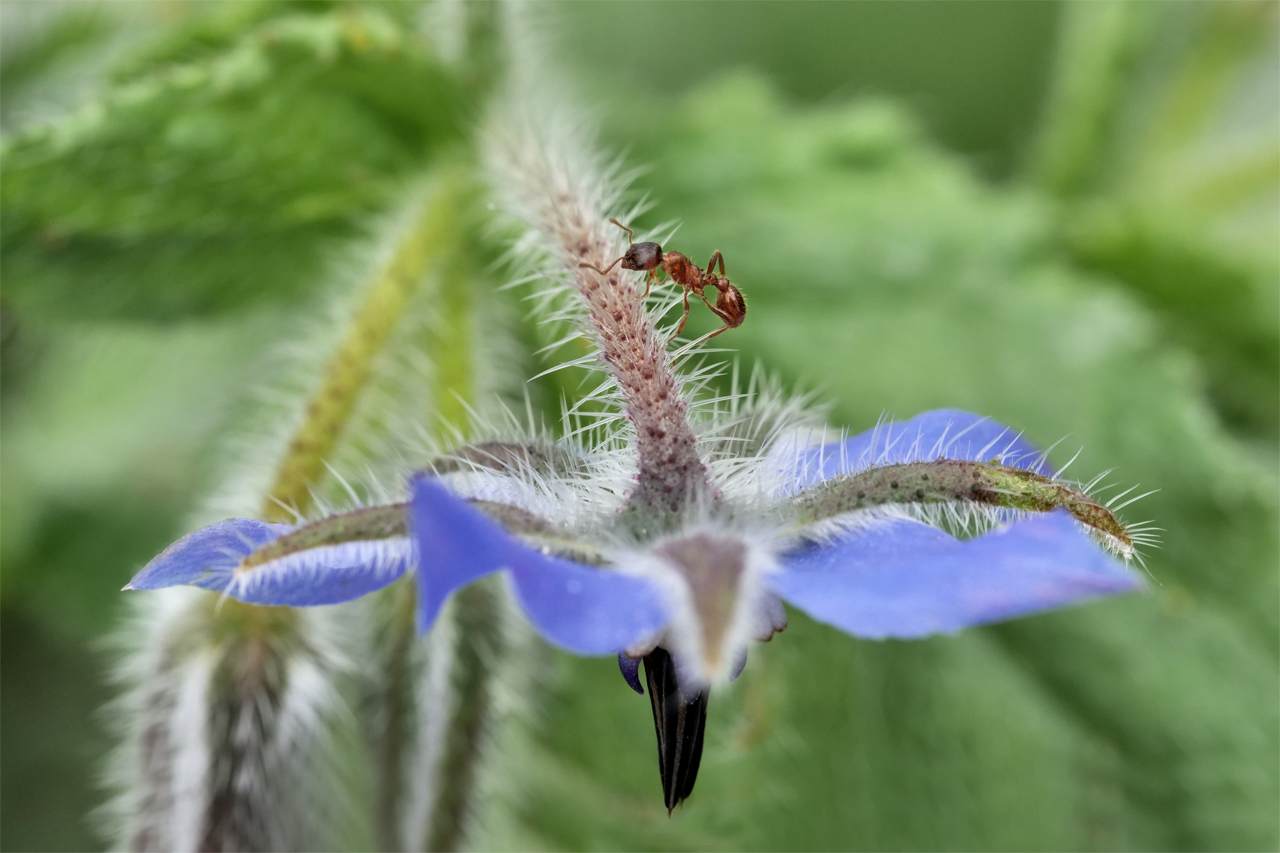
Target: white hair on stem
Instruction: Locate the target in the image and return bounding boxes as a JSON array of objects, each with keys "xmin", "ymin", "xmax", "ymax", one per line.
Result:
[
  {"xmin": 98, "ymin": 591, "xmax": 358, "ymax": 850},
  {"xmin": 483, "ymin": 87, "xmax": 721, "ymax": 529}
]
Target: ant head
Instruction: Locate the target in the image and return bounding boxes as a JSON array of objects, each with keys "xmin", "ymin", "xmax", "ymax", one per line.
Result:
[{"xmin": 621, "ymin": 241, "xmax": 663, "ymax": 272}]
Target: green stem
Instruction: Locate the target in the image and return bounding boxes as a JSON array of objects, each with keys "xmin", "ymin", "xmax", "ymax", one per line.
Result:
[
  {"xmin": 425, "ymin": 582, "xmax": 505, "ymax": 853},
  {"xmin": 374, "ymin": 582, "xmax": 418, "ymax": 853},
  {"xmin": 415, "ymin": 217, "xmax": 510, "ymax": 853},
  {"xmin": 261, "ymin": 173, "xmax": 466, "ymax": 521}
]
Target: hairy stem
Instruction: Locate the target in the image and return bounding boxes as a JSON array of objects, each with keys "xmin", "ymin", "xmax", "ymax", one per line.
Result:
[
  {"xmin": 374, "ymin": 582, "xmax": 417, "ymax": 853},
  {"xmin": 573, "ymin": 253, "xmax": 716, "ymax": 529},
  {"xmin": 195, "ymin": 170, "xmax": 470, "ymax": 852},
  {"xmin": 415, "ymin": 253, "xmax": 509, "ymax": 852},
  {"xmin": 424, "ymin": 582, "xmax": 505, "ymax": 852},
  {"xmin": 262, "ymin": 173, "xmax": 467, "ymax": 521},
  {"xmin": 485, "ymin": 108, "xmax": 716, "ymax": 533}
]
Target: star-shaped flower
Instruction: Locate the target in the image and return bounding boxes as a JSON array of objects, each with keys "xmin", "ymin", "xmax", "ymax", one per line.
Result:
[
  {"xmin": 128, "ymin": 407, "xmax": 1144, "ymax": 810},
  {"xmin": 127, "ymin": 116, "xmax": 1150, "ymax": 812}
]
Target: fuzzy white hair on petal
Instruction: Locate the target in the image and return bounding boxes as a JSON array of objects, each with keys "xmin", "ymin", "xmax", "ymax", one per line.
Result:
[
  {"xmin": 226, "ymin": 538, "xmax": 416, "ymax": 603},
  {"xmin": 616, "ymin": 527, "xmax": 783, "ymax": 687}
]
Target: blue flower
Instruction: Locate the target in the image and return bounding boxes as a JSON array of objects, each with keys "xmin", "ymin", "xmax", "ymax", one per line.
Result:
[
  {"xmin": 128, "ymin": 408, "xmax": 1142, "ymax": 662},
  {"xmin": 127, "ymin": 408, "xmax": 1145, "ymax": 812}
]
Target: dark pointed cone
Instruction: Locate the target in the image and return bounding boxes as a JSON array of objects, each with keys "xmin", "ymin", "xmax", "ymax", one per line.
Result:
[{"xmin": 642, "ymin": 648, "xmax": 709, "ymax": 813}]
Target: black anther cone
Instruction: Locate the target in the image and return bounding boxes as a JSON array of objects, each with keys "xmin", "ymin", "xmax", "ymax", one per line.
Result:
[{"xmin": 642, "ymin": 648, "xmax": 708, "ymax": 814}]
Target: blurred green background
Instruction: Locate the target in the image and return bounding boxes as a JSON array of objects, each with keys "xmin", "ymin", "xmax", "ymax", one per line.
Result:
[{"xmin": 2, "ymin": 1, "xmax": 1276, "ymax": 850}]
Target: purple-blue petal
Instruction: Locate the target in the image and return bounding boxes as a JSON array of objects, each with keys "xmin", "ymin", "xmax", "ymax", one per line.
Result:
[
  {"xmin": 771, "ymin": 510, "xmax": 1143, "ymax": 640},
  {"xmin": 126, "ymin": 519, "xmax": 293, "ymax": 592},
  {"xmin": 411, "ymin": 475, "xmax": 671, "ymax": 655},
  {"xmin": 410, "ymin": 475, "xmax": 508, "ymax": 634},
  {"xmin": 619, "ymin": 654, "xmax": 644, "ymax": 694},
  {"xmin": 226, "ymin": 539, "xmax": 414, "ymax": 606},
  {"xmin": 796, "ymin": 409, "xmax": 1051, "ymax": 490},
  {"xmin": 507, "ymin": 549, "xmax": 670, "ymax": 655}
]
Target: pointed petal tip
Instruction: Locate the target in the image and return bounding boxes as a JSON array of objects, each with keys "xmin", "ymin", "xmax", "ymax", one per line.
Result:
[
  {"xmin": 618, "ymin": 653, "xmax": 645, "ymax": 694},
  {"xmin": 126, "ymin": 518, "xmax": 290, "ymax": 593}
]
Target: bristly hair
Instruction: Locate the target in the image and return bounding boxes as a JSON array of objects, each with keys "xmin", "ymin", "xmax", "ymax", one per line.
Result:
[
  {"xmin": 483, "ymin": 83, "xmax": 726, "ymax": 530},
  {"xmin": 98, "ymin": 590, "xmax": 360, "ymax": 851},
  {"xmin": 765, "ymin": 414, "xmax": 1158, "ymax": 565}
]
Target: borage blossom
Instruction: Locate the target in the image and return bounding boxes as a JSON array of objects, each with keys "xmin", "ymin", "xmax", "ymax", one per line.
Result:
[{"xmin": 127, "ymin": 108, "xmax": 1150, "ymax": 812}]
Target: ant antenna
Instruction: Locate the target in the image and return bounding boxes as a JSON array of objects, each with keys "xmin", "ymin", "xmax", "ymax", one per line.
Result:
[
  {"xmin": 579, "ymin": 218, "xmax": 638, "ymax": 275},
  {"xmin": 580, "ymin": 257, "xmax": 623, "ymax": 275},
  {"xmin": 609, "ymin": 218, "xmax": 636, "ymax": 244}
]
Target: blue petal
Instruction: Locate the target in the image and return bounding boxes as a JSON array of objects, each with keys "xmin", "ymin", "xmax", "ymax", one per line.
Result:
[
  {"xmin": 507, "ymin": 549, "xmax": 670, "ymax": 655},
  {"xmin": 226, "ymin": 539, "xmax": 414, "ymax": 606},
  {"xmin": 126, "ymin": 519, "xmax": 292, "ymax": 592},
  {"xmin": 796, "ymin": 409, "xmax": 1051, "ymax": 490},
  {"xmin": 411, "ymin": 475, "xmax": 508, "ymax": 634},
  {"xmin": 771, "ymin": 511, "xmax": 1143, "ymax": 640},
  {"xmin": 411, "ymin": 476, "xmax": 671, "ymax": 654}
]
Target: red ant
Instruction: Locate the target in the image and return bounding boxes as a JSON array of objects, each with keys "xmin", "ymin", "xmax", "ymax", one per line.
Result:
[{"xmin": 579, "ymin": 219, "xmax": 747, "ymax": 345}]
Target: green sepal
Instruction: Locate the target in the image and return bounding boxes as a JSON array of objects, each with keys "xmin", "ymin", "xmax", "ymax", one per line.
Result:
[{"xmin": 794, "ymin": 458, "xmax": 1134, "ymax": 551}]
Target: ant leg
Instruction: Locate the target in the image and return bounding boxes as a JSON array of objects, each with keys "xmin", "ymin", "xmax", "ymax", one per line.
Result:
[
  {"xmin": 579, "ymin": 256, "xmax": 623, "ymax": 275},
  {"xmin": 695, "ymin": 287, "xmax": 720, "ymax": 315},
  {"xmin": 674, "ymin": 291, "xmax": 692, "ymax": 337},
  {"xmin": 609, "ymin": 218, "xmax": 635, "ymax": 244},
  {"xmin": 706, "ymin": 251, "xmax": 725, "ymax": 278},
  {"xmin": 687, "ymin": 322, "xmax": 732, "ymax": 349},
  {"xmin": 637, "ymin": 269, "xmax": 657, "ymax": 300}
]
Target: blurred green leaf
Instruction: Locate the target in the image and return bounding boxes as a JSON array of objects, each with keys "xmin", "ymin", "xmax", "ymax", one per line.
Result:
[
  {"xmin": 0, "ymin": 315, "xmax": 281, "ymax": 635},
  {"xmin": 1, "ymin": 6, "xmax": 468, "ymax": 321},
  {"xmin": 0, "ymin": 4, "xmax": 116, "ymax": 95},
  {"xmin": 1030, "ymin": 1, "xmax": 1279, "ymax": 438}
]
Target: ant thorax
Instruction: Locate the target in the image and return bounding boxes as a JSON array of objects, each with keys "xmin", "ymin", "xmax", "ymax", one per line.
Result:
[{"xmin": 661, "ymin": 252, "xmax": 702, "ymax": 288}]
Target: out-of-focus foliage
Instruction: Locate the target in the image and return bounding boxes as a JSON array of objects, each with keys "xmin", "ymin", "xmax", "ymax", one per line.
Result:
[
  {"xmin": 1033, "ymin": 2, "xmax": 1279, "ymax": 439},
  {"xmin": 1, "ymin": 2, "xmax": 1275, "ymax": 851},
  {"xmin": 1, "ymin": 3, "xmax": 466, "ymax": 320}
]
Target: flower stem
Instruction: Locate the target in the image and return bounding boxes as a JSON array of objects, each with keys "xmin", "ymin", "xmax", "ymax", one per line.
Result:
[
  {"xmin": 485, "ymin": 110, "xmax": 717, "ymax": 533},
  {"xmin": 424, "ymin": 581, "xmax": 505, "ymax": 852},
  {"xmin": 573, "ymin": 254, "xmax": 717, "ymax": 530},
  {"xmin": 415, "ymin": 241, "xmax": 511, "ymax": 852},
  {"xmin": 374, "ymin": 582, "xmax": 417, "ymax": 853}
]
